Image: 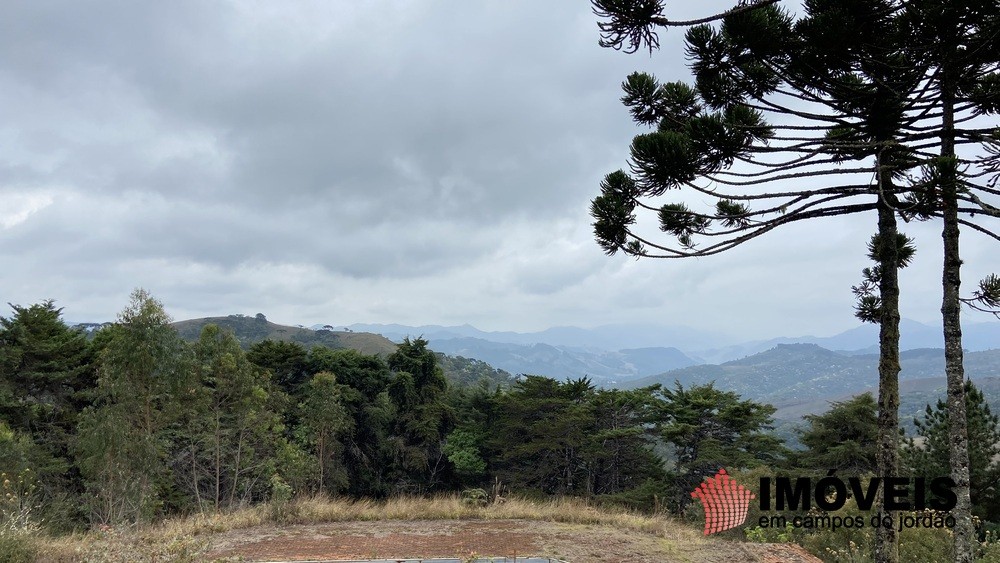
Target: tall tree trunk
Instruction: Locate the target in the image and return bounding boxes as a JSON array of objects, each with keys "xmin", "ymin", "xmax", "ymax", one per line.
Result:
[
  {"xmin": 214, "ymin": 414, "xmax": 222, "ymax": 511},
  {"xmin": 319, "ymin": 433, "xmax": 326, "ymax": 493},
  {"xmin": 191, "ymin": 444, "xmax": 203, "ymax": 514},
  {"xmin": 875, "ymin": 181, "xmax": 901, "ymax": 563},
  {"xmin": 940, "ymin": 70, "xmax": 974, "ymax": 563},
  {"xmin": 229, "ymin": 427, "xmax": 245, "ymax": 509}
]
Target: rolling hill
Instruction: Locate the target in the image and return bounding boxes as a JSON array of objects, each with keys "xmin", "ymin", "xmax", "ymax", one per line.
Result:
[
  {"xmin": 172, "ymin": 314, "xmax": 399, "ymax": 356},
  {"xmin": 169, "ymin": 314, "xmax": 514, "ymax": 388},
  {"xmin": 623, "ymin": 343, "xmax": 1000, "ymax": 435}
]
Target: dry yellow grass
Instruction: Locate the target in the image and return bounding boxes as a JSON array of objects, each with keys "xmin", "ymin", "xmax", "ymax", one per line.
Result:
[
  {"xmin": 282, "ymin": 494, "xmax": 703, "ymax": 540},
  {"xmin": 32, "ymin": 495, "xmax": 707, "ymax": 562}
]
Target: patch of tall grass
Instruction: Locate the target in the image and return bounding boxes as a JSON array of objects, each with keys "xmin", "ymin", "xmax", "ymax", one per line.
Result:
[{"xmin": 32, "ymin": 494, "xmax": 707, "ymax": 561}]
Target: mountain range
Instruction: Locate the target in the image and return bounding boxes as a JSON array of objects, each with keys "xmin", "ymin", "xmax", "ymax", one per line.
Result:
[
  {"xmin": 341, "ymin": 319, "xmax": 999, "ymax": 430},
  {"xmin": 621, "ymin": 342, "xmax": 1000, "ymax": 417},
  {"xmin": 73, "ymin": 315, "xmax": 999, "ymax": 429},
  {"xmin": 341, "ymin": 318, "xmax": 1000, "ymax": 382}
]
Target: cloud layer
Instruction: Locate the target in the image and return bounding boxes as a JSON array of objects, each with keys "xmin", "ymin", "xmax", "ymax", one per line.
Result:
[{"xmin": 2, "ymin": 1, "xmax": 996, "ymax": 340}]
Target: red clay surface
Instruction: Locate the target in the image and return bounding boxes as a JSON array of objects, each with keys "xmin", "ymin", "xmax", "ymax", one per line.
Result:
[{"xmin": 204, "ymin": 519, "xmax": 822, "ymax": 563}]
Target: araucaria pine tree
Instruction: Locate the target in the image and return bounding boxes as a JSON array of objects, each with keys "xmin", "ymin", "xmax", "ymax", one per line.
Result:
[{"xmin": 589, "ymin": 2, "xmax": 999, "ymax": 561}]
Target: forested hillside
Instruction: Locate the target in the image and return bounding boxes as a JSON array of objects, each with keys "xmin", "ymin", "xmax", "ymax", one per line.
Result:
[
  {"xmin": 3, "ymin": 293, "xmax": 1000, "ymax": 563},
  {"xmin": 170, "ymin": 315, "xmax": 516, "ymax": 390}
]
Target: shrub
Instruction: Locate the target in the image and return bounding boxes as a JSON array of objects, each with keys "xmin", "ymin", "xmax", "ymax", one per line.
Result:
[
  {"xmin": 0, "ymin": 469, "xmax": 40, "ymax": 563},
  {"xmin": 0, "ymin": 533, "xmax": 37, "ymax": 563},
  {"xmin": 269, "ymin": 474, "xmax": 295, "ymax": 521},
  {"xmin": 794, "ymin": 505, "xmax": 955, "ymax": 563},
  {"xmin": 745, "ymin": 523, "xmax": 795, "ymax": 543},
  {"xmin": 978, "ymin": 526, "xmax": 1000, "ymax": 562},
  {"xmin": 461, "ymin": 488, "xmax": 488, "ymax": 507}
]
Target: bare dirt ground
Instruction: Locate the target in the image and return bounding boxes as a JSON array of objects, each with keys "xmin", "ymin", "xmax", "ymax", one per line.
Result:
[{"xmin": 205, "ymin": 519, "xmax": 821, "ymax": 563}]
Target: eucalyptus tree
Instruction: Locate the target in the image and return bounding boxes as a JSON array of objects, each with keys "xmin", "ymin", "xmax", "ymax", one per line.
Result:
[
  {"xmin": 76, "ymin": 289, "xmax": 189, "ymax": 525},
  {"xmin": 297, "ymin": 371, "xmax": 353, "ymax": 495},
  {"xmin": 176, "ymin": 324, "xmax": 285, "ymax": 511}
]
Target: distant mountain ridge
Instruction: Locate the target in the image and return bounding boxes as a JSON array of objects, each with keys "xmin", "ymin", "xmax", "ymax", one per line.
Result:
[
  {"xmin": 692, "ymin": 319, "xmax": 1000, "ymax": 364},
  {"xmin": 343, "ymin": 322, "xmax": 729, "ymax": 353},
  {"xmin": 346, "ymin": 318, "xmax": 1000, "ymax": 363},
  {"xmin": 166, "ymin": 315, "xmax": 514, "ymax": 389},
  {"xmin": 623, "ymin": 343, "xmax": 1000, "ymax": 427},
  {"xmin": 423, "ymin": 337, "xmax": 697, "ymax": 385},
  {"xmin": 624, "ymin": 343, "xmax": 1000, "ymax": 400},
  {"xmin": 342, "ymin": 319, "xmax": 999, "ymax": 382}
]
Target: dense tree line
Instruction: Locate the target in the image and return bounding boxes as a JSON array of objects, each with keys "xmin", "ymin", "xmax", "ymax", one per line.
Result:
[
  {"xmin": 2, "ymin": 292, "xmax": 998, "ymax": 538},
  {"xmin": 0, "ymin": 292, "xmax": 785, "ymax": 530}
]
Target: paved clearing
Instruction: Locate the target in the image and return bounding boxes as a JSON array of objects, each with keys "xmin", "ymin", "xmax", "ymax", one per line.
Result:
[{"xmin": 204, "ymin": 519, "xmax": 821, "ymax": 563}]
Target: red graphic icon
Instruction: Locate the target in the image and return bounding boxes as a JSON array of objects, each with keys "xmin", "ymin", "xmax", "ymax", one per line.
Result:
[{"xmin": 690, "ymin": 468, "xmax": 756, "ymax": 535}]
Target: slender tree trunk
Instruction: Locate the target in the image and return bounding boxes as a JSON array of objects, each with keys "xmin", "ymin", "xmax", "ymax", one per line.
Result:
[
  {"xmin": 229, "ymin": 427, "xmax": 245, "ymax": 509},
  {"xmin": 191, "ymin": 444, "xmax": 203, "ymax": 514},
  {"xmin": 318, "ymin": 433, "xmax": 326, "ymax": 493},
  {"xmin": 214, "ymin": 414, "xmax": 222, "ymax": 511},
  {"xmin": 875, "ymin": 183, "xmax": 901, "ymax": 563},
  {"xmin": 940, "ymin": 71, "xmax": 974, "ymax": 563}
]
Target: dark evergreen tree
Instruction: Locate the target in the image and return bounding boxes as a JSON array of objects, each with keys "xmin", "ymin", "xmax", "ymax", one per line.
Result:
[
  {"xmin": 794, "ymin": 393, "xmax": 878, "ymax": 475},
  {"xmin": 385, "ymin": 338, "xmax": 454, "ymax": 493},
  {"xmin": 307, "ymin": 347, "xmax": 394, "ymax": 497},
  {"xmin": 592, "ymin": 0, "xmax": 779, "ymax": 53},
  {"xmin": 487, "ymin": 378, "xmax": 667, "ymax": 502},
  {"xmin": 0, "ymin": 301, "xmax": 93, "ymax": 458},
  {"xmin": 0, "ymin": 301, "xmax": 93, "ymax": 527},
  {"xmin": 585, "ymin": 386, "xmax": 666, "ymax": 499},
  {"xmin": 246, "ymin": 339, "xmax": 310, "ymax": 396},
  {"xmin": 310, "ymin": 347, "xmax": 391, "ymax": 399},
  {"xmin": 656, "ymin": 382, "xmax": 784, "ymax": 510},
  {"xmin": 487, "ymin": 376, "xmax": 600, "ymax": 495},
  {"xmin": 902, "ymin": 381, "xmax": 1000, "ymax": 523}
]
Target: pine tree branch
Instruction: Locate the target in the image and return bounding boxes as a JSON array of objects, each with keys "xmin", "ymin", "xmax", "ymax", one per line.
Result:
[{"xmin": 624, "ymin": 201, "xmax": 877, "ymax": 258}]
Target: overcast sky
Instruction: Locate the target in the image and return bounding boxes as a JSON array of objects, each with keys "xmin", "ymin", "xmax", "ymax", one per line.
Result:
[{"xmin": 2, "ymin": 1, "xmax": 997, "ymax": 342}]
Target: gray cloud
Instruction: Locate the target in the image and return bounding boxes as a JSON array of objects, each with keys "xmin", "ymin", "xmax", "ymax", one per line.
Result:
[{"xmin": 1, "ymin": 1, "xmax": 996, "ymax": 341}]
